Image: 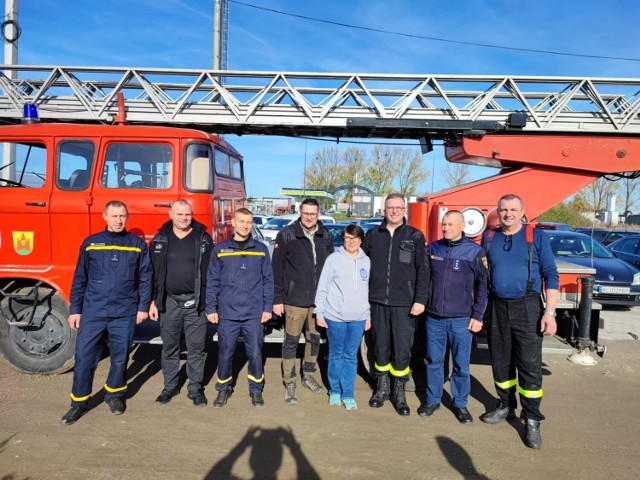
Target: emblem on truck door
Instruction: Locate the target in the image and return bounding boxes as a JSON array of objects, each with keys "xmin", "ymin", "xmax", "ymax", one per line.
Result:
[{"xmin": 13, "ymin": 231, "xmax": 34, "ymax": 256}]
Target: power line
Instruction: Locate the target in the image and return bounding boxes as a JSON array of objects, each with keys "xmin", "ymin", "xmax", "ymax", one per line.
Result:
[{"xmin": 231, "ymin": 0, "xmax": 640, "ymax": 63}]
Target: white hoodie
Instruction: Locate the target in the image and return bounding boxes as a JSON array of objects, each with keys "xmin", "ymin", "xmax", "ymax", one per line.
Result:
[{"xmin": 314, "ymin": 246, "xmax": 370, "ymax": 322}]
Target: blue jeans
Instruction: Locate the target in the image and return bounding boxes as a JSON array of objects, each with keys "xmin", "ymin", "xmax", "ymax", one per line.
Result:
[
  {"xmin": 325, "ymin": 318, "xmax": 366, "ymax": 399},
  {"xmin": 426, "ymin": 315, "xmax": 473, "ymax": 408}
]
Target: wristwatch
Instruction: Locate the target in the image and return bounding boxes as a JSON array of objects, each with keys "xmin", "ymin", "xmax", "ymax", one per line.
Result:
[{"xmin": 544, "ymin": 310, "xmax": 557, "ymax": 317}]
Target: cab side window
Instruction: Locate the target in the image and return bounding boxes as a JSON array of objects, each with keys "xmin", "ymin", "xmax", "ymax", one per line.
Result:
[
  {"xmin": 0, "ymin": 141, "xmax": 47, "ymax": 188},
  {"xmin": 185, "ymin": 143, "xmax": 213, "ymax": 191},
  {"xmin": 101, "ymin": 143, "xmax": 172, "ymax": 189},
  {"xmin": 56, "ymin": 141, "xmax": 95, "ymax": 190},
  {"xmin": 214, "ymin": 148, "xmax": 243, "ymax": 181}
]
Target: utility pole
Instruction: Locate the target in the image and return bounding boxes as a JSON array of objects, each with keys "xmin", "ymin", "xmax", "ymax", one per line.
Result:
[
  {"xmin": 2, "ymin": 0, "xmax": 19, "ymax": 175},
  {"xmin": 212, "ymin": 0, "xmax": 229, "ymax": 71}
]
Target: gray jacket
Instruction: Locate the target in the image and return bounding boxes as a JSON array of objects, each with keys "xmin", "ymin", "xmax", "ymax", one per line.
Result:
[{"xmin": 314, "ymin": 247, "xmax": 370, "ymax": 322}]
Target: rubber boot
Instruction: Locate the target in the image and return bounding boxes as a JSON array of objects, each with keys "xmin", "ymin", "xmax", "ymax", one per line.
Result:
[
  {"xmin": 390, "ymin": 378, "xmax": 410, "ymax": 416},
  {"xmin": 368, "ymin": 373, "xmax": 391, "ymax": 408}
]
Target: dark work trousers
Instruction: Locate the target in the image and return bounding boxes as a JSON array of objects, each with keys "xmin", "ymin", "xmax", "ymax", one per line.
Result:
[
  {"xmin": 70, "ymin": 314, "xmax": 136, "ymax": 407},
  {"xmin": 370, "ymin": 303, "xmax": 415, "ymax": 381},
  {"xmin": 487, "ymin": 294, "xmax": 545, "ymax": 421},
  {"xmin": 282, "ymin": 305, "xmax": 321, "ymax": 385},
  {"xmin": 160, "ymin": 298, "xmax": 207, "ymax": 395},
  {"xmin": 216, "ymin": 318, "xmax": 265, "ymax": 393}
]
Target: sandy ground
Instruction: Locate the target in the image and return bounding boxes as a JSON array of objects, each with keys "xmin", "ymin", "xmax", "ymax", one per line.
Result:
[{"xmin": 1, "ymin": 322, "xmax": 639, "ymax": 480}]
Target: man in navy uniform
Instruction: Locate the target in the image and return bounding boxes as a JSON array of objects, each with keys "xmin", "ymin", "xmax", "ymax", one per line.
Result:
[
  {"xmin": 418, "ymin": 210, "xmax": 488, "ymax": 423},
  {"xmin": 206, "ymin": 208, "xmax": 274, "ymax": 407},
  {"xmin": 60, "ymin": 200, "xmax": 152, "ymax": 425}
]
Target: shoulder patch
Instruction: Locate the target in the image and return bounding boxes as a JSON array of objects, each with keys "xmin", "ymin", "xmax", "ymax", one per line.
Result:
[{"xmin": 482, "ymin": 256, "xmax": 488, "ymax": 269}]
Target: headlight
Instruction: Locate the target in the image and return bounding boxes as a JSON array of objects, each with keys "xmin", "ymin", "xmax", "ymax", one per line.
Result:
[{"xmin": 633, "ymin": 272, "xmax": 640, "ymax": 286}]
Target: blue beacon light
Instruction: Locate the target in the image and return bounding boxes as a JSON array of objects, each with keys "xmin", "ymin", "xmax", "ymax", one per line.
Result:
[{"xmin": 22, "ymin": 103, "xmax": 40, "ymax": 124}]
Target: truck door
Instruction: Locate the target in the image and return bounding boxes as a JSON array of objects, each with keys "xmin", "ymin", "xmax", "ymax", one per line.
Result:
[
  {"xmin": 90, "ymin": 141, "xmax": 177, "ymax": 243},
  {"xmin": 0, "ymin": 139, "xmax": 52, "ymax": 269},
  {"xmin": 48, "ymin": 140, "xmax": 96, "ymax": 285}
]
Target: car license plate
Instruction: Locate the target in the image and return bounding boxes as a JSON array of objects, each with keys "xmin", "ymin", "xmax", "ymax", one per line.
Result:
[{"xmin": 595, "ymin": 286, "xmax": 631, "ymax": 294}]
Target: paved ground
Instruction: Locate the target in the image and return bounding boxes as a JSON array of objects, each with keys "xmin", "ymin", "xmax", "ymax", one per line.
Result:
[{"xmin": 0, "ymin": 307, "xmax": 638, "ymax": 480}]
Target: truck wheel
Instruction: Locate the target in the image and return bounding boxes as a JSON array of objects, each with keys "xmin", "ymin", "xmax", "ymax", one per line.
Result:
[{"xmin": 0, "ymin": 289, "xmax": 76, "ymax": 374}]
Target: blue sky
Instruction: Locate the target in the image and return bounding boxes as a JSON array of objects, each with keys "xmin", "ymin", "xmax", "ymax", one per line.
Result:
[{"xmin": 12, "ymin": 0, "xmax": 640, "ymax": 198}]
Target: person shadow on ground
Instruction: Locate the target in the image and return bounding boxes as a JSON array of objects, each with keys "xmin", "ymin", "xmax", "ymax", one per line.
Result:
[
  {"xmin": 436, "ymin": 435, "xmax": 491, "ymax": 480},
  {"xmin": 205, "ymin": 426, "xmax": 320, "ymax": 480}
]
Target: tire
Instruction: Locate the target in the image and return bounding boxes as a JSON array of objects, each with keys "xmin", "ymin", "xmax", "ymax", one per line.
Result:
[{"xmin": 0, "ymin": 288, "xmax": 76, "ymax": 374}]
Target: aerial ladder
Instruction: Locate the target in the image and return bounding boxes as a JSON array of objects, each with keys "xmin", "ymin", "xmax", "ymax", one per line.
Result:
[
  {"xmin": 1, "ymin": 65, "xmax": 639, "ymax": 372},
  {"xmin": 0, "ymin": 65, "xmax": 638, "ymax": 221}
]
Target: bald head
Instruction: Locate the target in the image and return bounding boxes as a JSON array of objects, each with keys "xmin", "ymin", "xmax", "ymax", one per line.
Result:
[
  {"xmin": 169, "ymin": 199, "xmax": 194, "ymax": 234},
  {"xmin": 442, "ymin": 210, "xmax": 465, "ymax": 241}
]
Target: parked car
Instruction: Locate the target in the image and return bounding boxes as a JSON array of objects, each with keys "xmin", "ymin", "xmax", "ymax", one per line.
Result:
[
  {"xmin": 361, "ymin": 221, "xmax": 382, "ymax": 233},
  {"xmin": 252, "ymin": 214, "xmax": 273, "ymax": 227},
  {"xmin": 252, "ymin": 224, "xmax": 274, "ymax": 257},
  {"xmin": 348, "ymin": 217, "xmax": 384, "ymax": 226},
  {"xmin": 601, "ymin": 229, "xmax": 640, "ymax": 246},
  {"xmin": 547, "ymin": 231, "xmax": 640, "ymax": 306},
  {"xmin": 606, "ymin": 235, "xmax": 640, "ymax": 269},
  {"xmin": 259, "ymin": 213, "xmax": 336, "ymax": 241},
  {"xmin": 323, "ymin": 223, "xmax": 352, "ymax": 247},
  {"xmin": 535, "ymin": 222, "xmax": 573, "ymax": 231},
  {"xmin": 574, "ymin": 227, "xmax": 610, "ymax": 243}
]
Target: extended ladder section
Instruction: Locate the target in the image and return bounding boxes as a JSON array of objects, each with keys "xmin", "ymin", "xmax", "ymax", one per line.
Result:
[{"xmin": 0, "ymin": 65, "xmax": 639, "ymax": 139}]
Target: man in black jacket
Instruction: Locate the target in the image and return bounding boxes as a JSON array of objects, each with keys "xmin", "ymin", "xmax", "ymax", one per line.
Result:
[
  {"xmin": 272, "ymin": 198, "xmax": 334, "ymax": 405},
  {"xmin": 149, "ymin": 199, "xmax": 213, "ymax": 407},
  {"xmin": 365, "ymin": 193, "xmax": 429, "ymax": 416}
]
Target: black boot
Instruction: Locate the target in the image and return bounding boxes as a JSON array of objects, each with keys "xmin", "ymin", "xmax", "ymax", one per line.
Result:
[
  {"xmin": 525, "ymin": 419, "xmax": 542, "ymax": 449},
  {"xmin": 390, "ymin": 379, "xmax": 410, "ymax": 416},
  {"xmin": 368, "ymin": 374, "xmax": 391, "ymax": 408},
  {"xmin": 480, "ymin": 402, "xmax": 516, "ymax": 424}
]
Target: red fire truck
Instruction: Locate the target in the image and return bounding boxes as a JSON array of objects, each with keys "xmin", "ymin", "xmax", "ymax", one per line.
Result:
[
  {"xmin": 1, "ymin": 67, "xmax": 639, "ymax": 374},
  {"xmin": 0, "ymin": 117, "xmax": 246, "ymax": 373}
]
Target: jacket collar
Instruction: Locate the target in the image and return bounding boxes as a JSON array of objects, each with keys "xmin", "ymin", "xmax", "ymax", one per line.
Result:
[
  {"xmin": 380, "ymin": 217, "xmax": 406, "ymax": 232},
  {"xmin": 293, "ymin": 218, "xmax": 327, "ymax": 237},
  {"xmin": 443, "ymin": 233, "xmax": 467, "ymax": 247}
]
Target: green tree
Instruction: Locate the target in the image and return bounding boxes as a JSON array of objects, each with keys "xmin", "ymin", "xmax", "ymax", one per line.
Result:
[
  {"xmin": 341, "ymin": 146, "xmax": 369, "ymax": 202},
  {"xmin": 537, "ymin": 203, "xmax": 592, "ymax": 227},
  {"xmin": 303, "ymin": 146, "xmax": 345, "ymax": 192},
  {"xmin": 397, "ymin": 149, "xmax": 429, "ymax": 196},
  {"xmin": 362, "ymin": 145, "xmax": 401, "ymax": 195}
]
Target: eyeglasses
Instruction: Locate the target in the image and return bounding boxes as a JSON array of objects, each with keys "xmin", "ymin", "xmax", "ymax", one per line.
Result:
[
  {"xmin": 344, "ymin": 235, "xmax": 361, "ymax": 243},
  {"xmin": 385, "ymin": 207, "xmax": 405, "ymax": 212},
  {"xmin": 301, "ymin": 212, "xmax": 318, "ymax": 217},
  {"xmin": 503, "ymin": 235, "xmax": 513, "ymax": 252}
]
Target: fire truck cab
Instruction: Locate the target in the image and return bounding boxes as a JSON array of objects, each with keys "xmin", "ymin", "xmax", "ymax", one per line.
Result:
[{"xmin": 0, "ymin": 122, "xmax": 245, "ymax": 374}]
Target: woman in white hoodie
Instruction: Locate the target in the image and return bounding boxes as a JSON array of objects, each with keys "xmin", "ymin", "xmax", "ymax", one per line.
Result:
[{"xmin": 315, "ymin": 224, "xmax": 371, "ymax": 410}]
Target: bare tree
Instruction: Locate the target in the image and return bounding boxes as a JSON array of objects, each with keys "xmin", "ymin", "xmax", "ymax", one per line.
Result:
[
  {"xmin": 397, "ymin": 149, "xmax": 429, "ymax": 195},
  {"xmin": 303, "ymin": 147, "xmax": 346, "ymax": 192},
  {"xmin": 362, "ymin": 145, "xmax": 402, "ymax": 195},
  {"xmin": 574, "ymin": 177, "xmax": 618, "ymax": 214},
  {"xmin": 442, "ymin": 162, "xmax": 471, "ymax": 188},
  {"xmin": 619, "ymin": 175, "xmax": 640, "ymax": 214}
]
